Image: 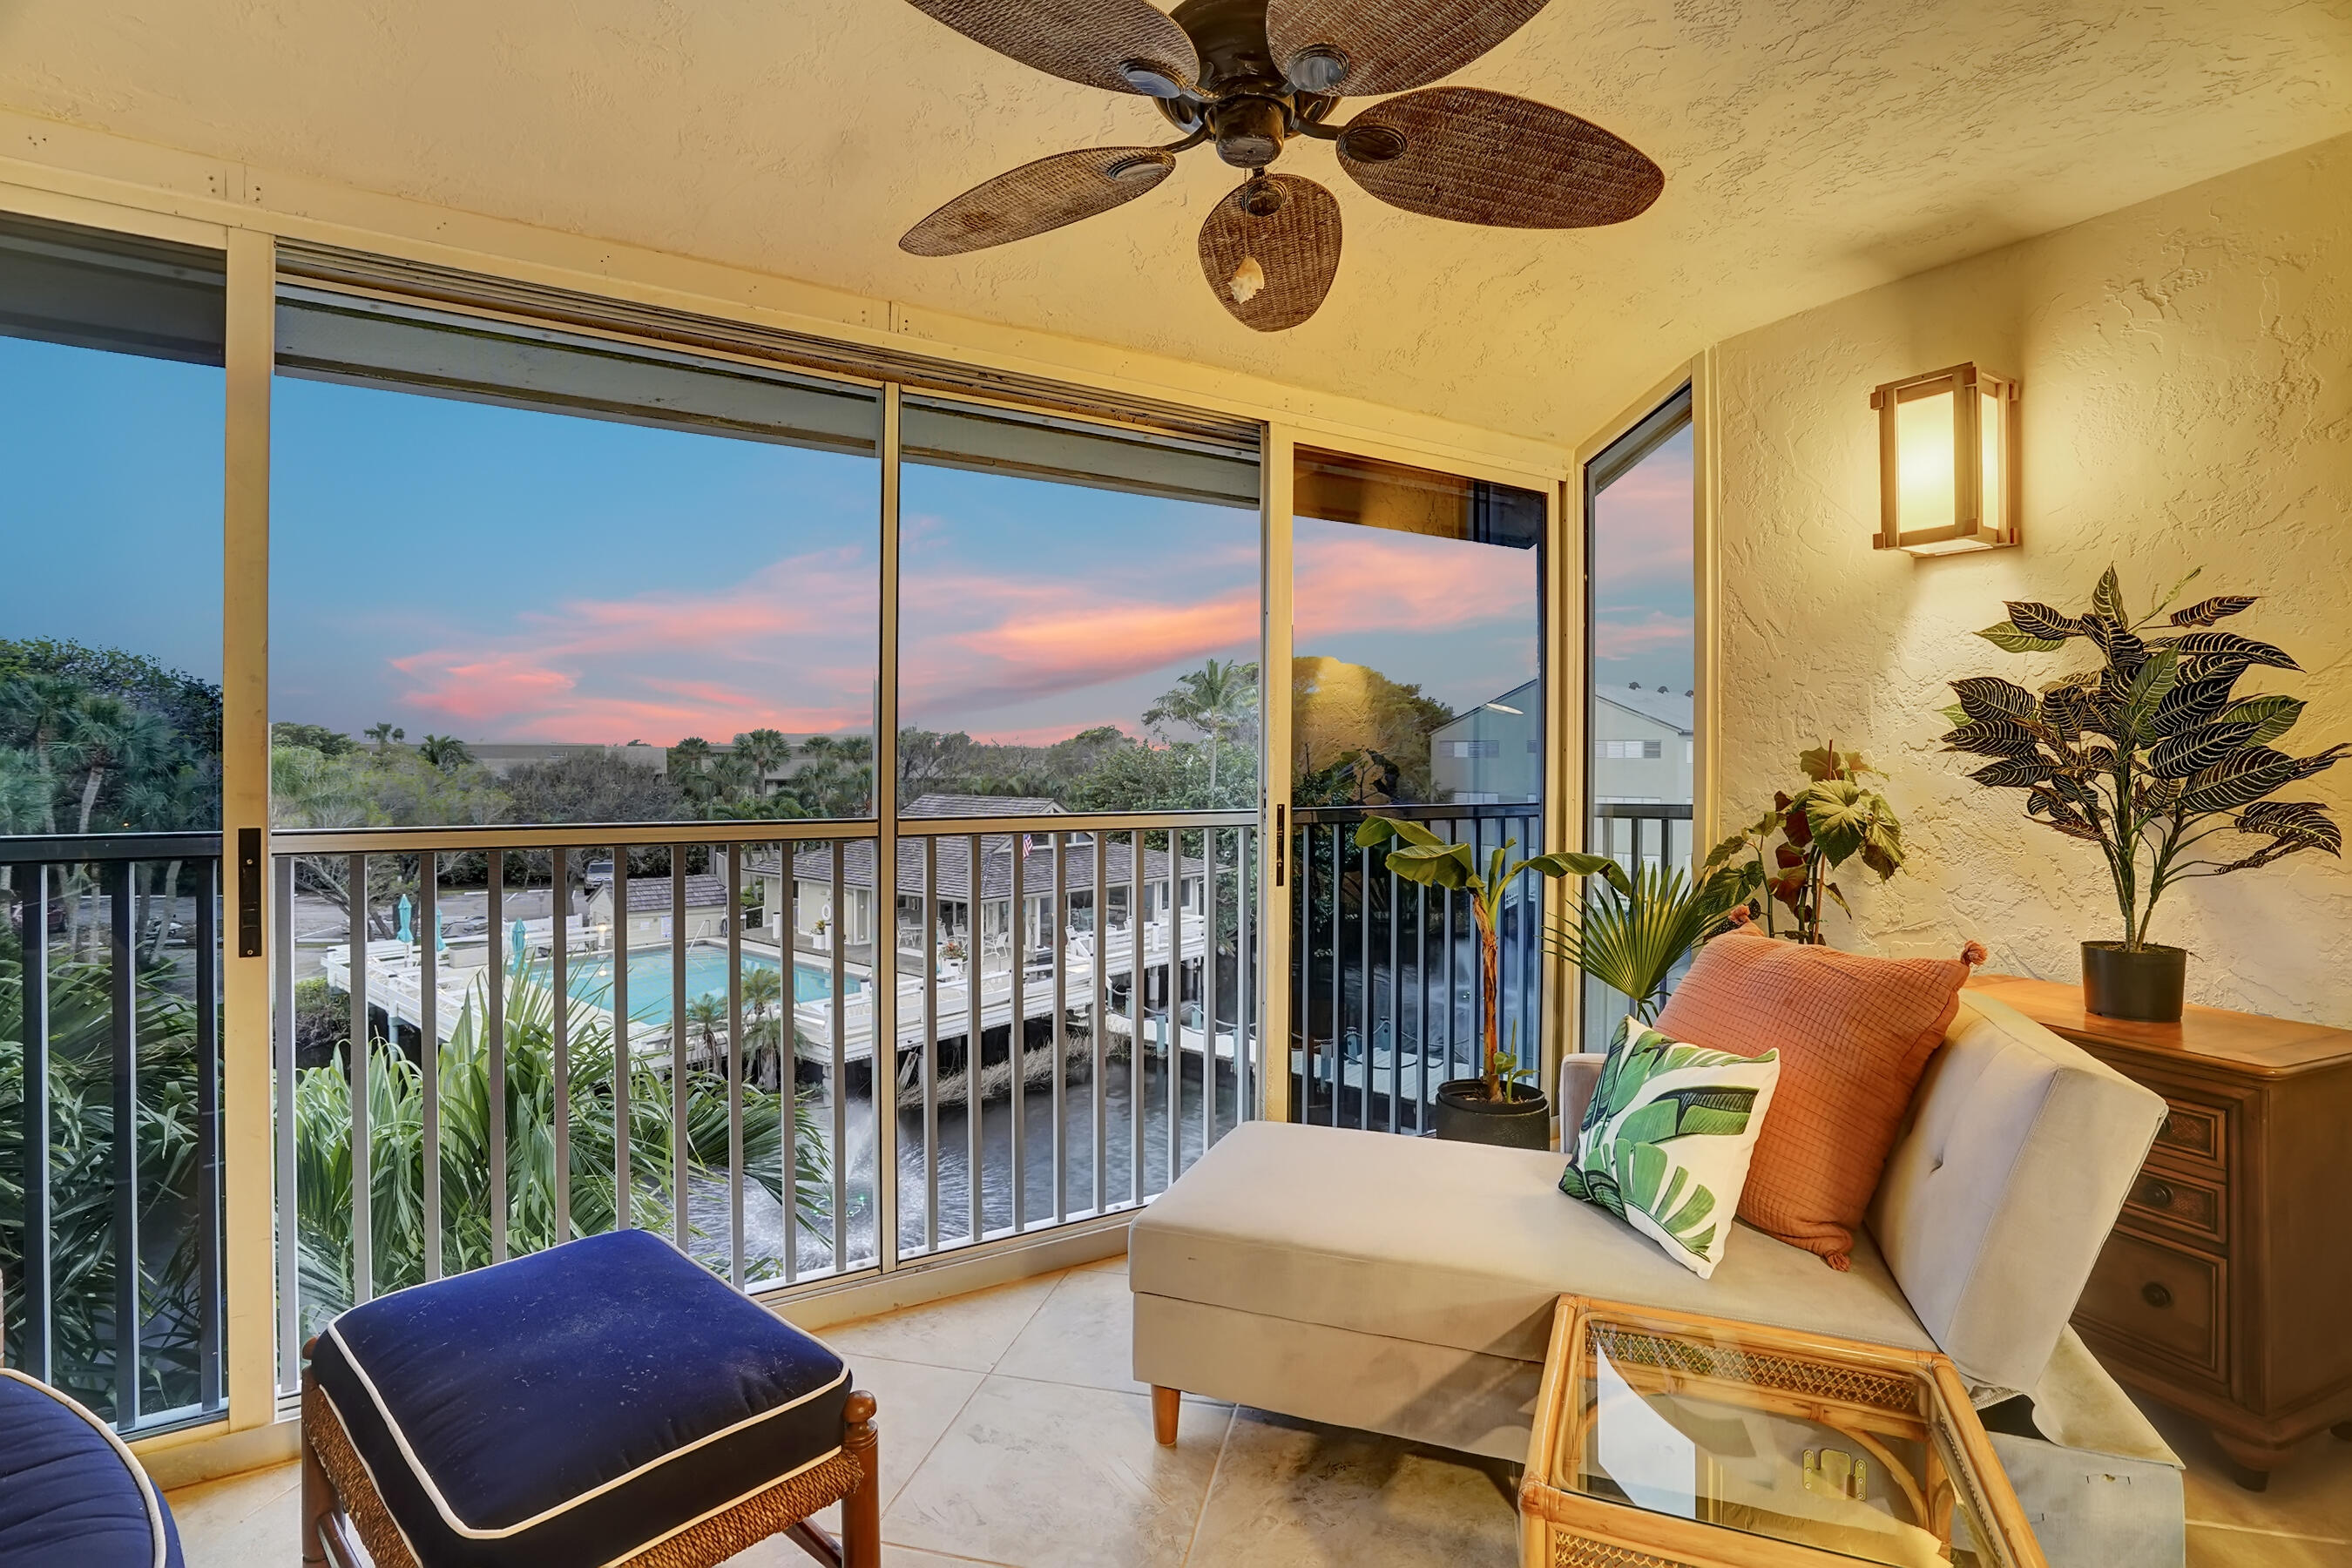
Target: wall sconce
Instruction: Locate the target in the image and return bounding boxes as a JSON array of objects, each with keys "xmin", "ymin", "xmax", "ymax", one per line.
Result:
[{"xmin": 1869, "ymin": 362, "xmax": 2018, "ymax": 555}]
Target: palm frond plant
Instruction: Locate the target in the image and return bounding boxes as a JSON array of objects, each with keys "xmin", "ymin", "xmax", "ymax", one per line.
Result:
[
  {"xmin": 2, "ymin": 940, "xmax": 210, "ymax": 1423},
  {"xmin": 1706, "ymin": 744, "xmax": 1905, "ymax": 945},
  {"xmin": 1354, "ymin": 816, "xmax": 1627, "ymax": 1106},
  {"xmin": 1545, "ymin": 862, "xmax": 1753, "ymax": 1024},
  {"xmin": 1944, "ymin": 565, "xmax": 2343, "ymax": 1017},
  {"xmin": 293, "ymin": 969, "xmax": 830, "ymax": 1335}
]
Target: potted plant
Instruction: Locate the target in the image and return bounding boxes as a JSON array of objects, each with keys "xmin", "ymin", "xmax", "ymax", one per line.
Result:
[
  {"xmin": 1705, "ymin": 744, "xmax": 1906, "ymax": 945},
  {"xmin": 1546, "ymin": 860, "xmax": 1754, "ymax": 1023},
  {"xmin": 1945, "ymin": 565, "xmax": 2344, "ymax": 1021},
  {"xmin": 1355, "ymin": 815, "xmax": 1628, "ymax": 1147}
]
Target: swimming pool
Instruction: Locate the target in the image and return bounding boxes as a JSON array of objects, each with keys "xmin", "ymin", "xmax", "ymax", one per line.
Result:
[{"xmin": 536, "ymin": 945, "xmax": 860, "ymax": 1025}]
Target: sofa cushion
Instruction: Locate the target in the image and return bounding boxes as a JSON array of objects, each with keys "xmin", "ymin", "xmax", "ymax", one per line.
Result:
[
  {"xmin": 1132, "ymin": 1120, "xmax": 1936, "ymax": 1367},
  {"xmin": 309, "ymin": 1229, "xmax": 849, "ymax": 1568},
  {"xmin": 1558, "ymin": 1017, "xmax": 1781, "ymax": 1279},
  {"xmin": 0, "ymin": 1370, "xmax": 185, "ymax": 1568},
  {"xmin": 1654, "ymin": 932, "xmax": 1971, "ymax": 1267},
  {"xmin": 1871, "ymin": 990, "xmax": 2165, "ymax": 1395}
]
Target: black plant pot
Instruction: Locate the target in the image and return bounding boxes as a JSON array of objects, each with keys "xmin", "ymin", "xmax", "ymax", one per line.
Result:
[
  {"xmin": 2082, "ymin": 942, "xmax": 2188, "ymax": 1024},
  {"xmin": 1430, "ymin": 1078, "xmax": 1551, "ymax": 1150}
]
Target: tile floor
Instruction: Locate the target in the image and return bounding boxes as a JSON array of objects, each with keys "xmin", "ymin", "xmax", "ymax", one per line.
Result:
[{"xmin": 166, "ymin": 1252, "xmax": 2352, "ymax": 1565}]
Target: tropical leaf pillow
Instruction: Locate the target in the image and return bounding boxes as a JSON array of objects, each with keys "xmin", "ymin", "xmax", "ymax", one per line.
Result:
[{"xmin": 1558, "ymin": 1017, "xmax": 1781, "ymax": 1280}]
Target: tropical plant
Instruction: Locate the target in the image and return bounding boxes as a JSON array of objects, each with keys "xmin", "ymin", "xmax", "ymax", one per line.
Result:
[
  {"xmin": 2, "ymin": 941, "xmax": 210, "ymax": 1422},
  {"xmin": 1944, "ymin": 565, "xmax": 2344, "ymax": 950},
  {"xmin": 1706, "ymin": 744, "xmax": 1904, "ymax": 945},
  {"xmin": 1355, "ymin": 815, "xmax": 1627, "ymax": 1102},
  {"xmin": 416, "ymin": 733, "xmax": 475, "ymax": 771},
  {"xmin": 1546, "ymin": 862, "xmax": 1751, "ymax": 1024},
  {"xmin": 1145, "ymin": 659, "xmax": 1259, "ymax": 806},
  {"xmin": 364, "ymin": 722, "xmax": 405, "ymax": 753},
  {"xmin": 293, "ymin": 970, "xmax": 830, "ymax": 1332}
]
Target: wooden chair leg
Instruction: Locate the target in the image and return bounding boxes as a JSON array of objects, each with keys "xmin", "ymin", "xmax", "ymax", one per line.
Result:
[
  {"xmin": 300, "ymin": 1367, "xmax": 334, "ymax": 1567},
  {"xmin": 841, "ymin": 1390, "xmax": 881, "ymax": 1567},
  {"xmin": 1152, "ymin": 1385, "xmax": 1180, "ymax": 1446}
]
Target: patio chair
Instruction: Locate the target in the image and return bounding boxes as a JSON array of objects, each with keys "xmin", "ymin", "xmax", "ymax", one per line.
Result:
[
  {"xmin": 301, "ymin": 1229, "xmax": 879, "ymax": 1568},
  {"xmin": 0, "ymin": 1275, "xmax": 186, "ymax": 1567}
]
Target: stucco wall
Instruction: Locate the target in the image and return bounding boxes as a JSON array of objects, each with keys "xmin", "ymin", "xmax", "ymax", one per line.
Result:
[{"xmin": 1711, "ymin": 132, "xmax": 2352, "ymax": 1024}]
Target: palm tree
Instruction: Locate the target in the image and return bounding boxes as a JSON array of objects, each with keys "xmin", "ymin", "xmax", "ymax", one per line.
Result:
[
  {"xmin": 416, "ymin": 734, "xmax": 474, "ymax": 771},
  {"xmin": 733, "ymin": 728, "xmax": 793, "ymax": 786},
  {"xmin": 684, "ymin": 993, "xmax": 727, "ymax": 1070},
  {"xmin": 364, "ymin": 722, "xmax": 405, "ymax": 753},
  {"xmin": 1145, "ymin": 659, "xmax": 1260, "ymax": 805},
  {"xmin": 0, "ymin": 672, "xmax": 91, "ymax": 835}
]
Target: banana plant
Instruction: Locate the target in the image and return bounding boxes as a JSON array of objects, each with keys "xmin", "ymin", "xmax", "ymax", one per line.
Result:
[
  {"xmin": 1355, "ymin": 816, "xmax": 1628, "ymax": 1103},
  {"xmin": 1946, "ymin": 564, "xmax": 2343, "ymax": 950}
]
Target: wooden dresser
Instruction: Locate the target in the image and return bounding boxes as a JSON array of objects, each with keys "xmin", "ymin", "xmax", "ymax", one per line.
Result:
[{"xmin": 1968, "ymin": 975, "xmax": 2352, "ymax": 1489}]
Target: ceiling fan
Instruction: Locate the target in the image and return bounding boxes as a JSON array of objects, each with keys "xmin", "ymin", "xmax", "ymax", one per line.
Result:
[{"xmin": 894, "ymin": 0, "xmax": 1664, "ymax": 331}]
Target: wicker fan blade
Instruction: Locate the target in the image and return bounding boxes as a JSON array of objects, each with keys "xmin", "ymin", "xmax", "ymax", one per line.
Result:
[
  {"xmin": 1197, "ymin": 175, "xmax": 1341, "ymax": 333},
  {"xmin": 902, "ymin": 147, "xmax": 1178, "ymax": 257},
  {"xmin": 901, "ymin": 0, "xmax": 1199, "ymax": 96},
  {"xmin": 1336, "ymin": 87, "xmax": 1661, "ymax": 228},
  {"xmin": 1265, "ymin": 0, "xmax": 1548, "ymax": 96}
]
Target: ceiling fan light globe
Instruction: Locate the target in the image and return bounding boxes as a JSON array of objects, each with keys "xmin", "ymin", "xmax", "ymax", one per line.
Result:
[
  {"xmin": 1119, "ymin": 57, "xmax": 1187, "ymax": 97},
  {"xmin": 1336, "ymin": 123, "xmax": 1407, "ymax": 163},
  {"xmin": 1284, "ymin": 44, "xmax": 1351, "ymax": 93},
  {"xmin": 1242, "ymin": 181, "xmax": 1288, "ymax": 217}
]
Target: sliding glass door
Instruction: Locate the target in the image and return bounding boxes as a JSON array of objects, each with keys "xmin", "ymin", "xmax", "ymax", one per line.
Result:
[
  {"xmin": 1287, "ymin": 447, "xmax": 1551, "ymax": 1132},
  {"xmin": 1583, "ymin": 388, "xmax": 1698, "ymax": 1044}
]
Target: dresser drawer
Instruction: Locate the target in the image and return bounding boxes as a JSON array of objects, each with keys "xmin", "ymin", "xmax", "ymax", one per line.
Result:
[
  {"xmin": 2078, "ymin": 1230, "xmax": 2225, "ymax": 1379},
  {"xmin": 2150, "ymin": 1097, "xmax": 2228, "ymax": 1171},
  {"xmin": 2122, "ymin": 1163, "xmax": 2226, "ymax": 1247}
]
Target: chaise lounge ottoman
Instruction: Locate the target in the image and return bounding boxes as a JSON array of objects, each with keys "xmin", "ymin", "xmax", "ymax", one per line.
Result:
[
  {"xmin": 301, "ymin": 1228, "xmax": 878, "ymax": 1568},
  {"xmin": 1132, "ymin": 990, "xmax": 2189, "ymax": 1567}
]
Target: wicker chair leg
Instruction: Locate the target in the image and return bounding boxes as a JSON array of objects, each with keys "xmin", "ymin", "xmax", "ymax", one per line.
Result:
[
  {"xmin": 300, "ymin": 1365, "xmax": 334, "ymax": 1567},
  {"xmin": 841, "ymin": 1390, "xmax": 881, "ymax": 1567}
]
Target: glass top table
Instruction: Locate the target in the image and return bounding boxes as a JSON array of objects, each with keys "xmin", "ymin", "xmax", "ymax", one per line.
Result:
[{"xmin": 1520, "ymin": 1297, "xmax": 2047, "ymax": 1568}]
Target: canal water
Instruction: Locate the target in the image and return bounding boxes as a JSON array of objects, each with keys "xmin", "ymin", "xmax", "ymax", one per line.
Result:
[{"xmin": 689, "ymin": 1049, "xmax": 1243, "ymax": 1281}]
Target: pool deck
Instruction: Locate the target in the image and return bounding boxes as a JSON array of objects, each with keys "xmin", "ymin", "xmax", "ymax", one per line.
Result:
[{"xmin": 322, "ymin": 911, "xmax": 1230, "ymax": 1070}]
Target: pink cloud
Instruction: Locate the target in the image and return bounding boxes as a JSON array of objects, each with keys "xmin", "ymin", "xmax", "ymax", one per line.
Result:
[{"xmin": 1594, "ymin": 610, "xmax": 1694, "ymax": 659}]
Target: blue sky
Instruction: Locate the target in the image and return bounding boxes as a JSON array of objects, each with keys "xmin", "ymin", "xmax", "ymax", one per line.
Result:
[
  {"xmin": 3, "ymin": 336, "xmax": 225, "ymax": 681},
  {"xmin": 10, "ymin": 331, "xmax": 1551, "ymax": 749}
]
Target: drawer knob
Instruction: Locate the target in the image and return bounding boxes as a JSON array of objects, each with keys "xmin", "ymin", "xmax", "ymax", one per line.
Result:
[
  {"xmin": 2144, "ymin": 1180, "xmax": 2174, "ymax": 1208},
  {"xmin": 2142, "ymin": 1281, "xmax": 2173, "ymax": 1310}
]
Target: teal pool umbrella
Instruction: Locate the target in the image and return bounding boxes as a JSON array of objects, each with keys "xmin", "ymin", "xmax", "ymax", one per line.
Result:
[
  {"xmin": 435, "ymin": 911, "xmax": 447, "ymax": 954},
  {"xmin": 395, "ymin": 894, "xmax": 413, "ymax": 945},
  {"xmin": 510, "ymin": 918, "xmax": 528, "ymax": 972}
]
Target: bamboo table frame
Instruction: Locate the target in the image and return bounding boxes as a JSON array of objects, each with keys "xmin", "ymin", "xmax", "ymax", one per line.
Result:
[{"xmin": 1520, "ymin": 1297, "xmax": 2047, "ymax": 1568}]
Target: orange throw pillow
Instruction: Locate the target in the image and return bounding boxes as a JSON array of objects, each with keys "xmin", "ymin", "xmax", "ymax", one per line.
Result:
[{"xmin": 1652, "ymin": 933, "xmax": 1977, "ymax": 1269}]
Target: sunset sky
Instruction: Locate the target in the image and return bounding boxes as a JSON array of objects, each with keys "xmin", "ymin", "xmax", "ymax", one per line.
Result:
[{"xmin": 8, "ymin": 333, "xmax": 1686, "ymax": 752}]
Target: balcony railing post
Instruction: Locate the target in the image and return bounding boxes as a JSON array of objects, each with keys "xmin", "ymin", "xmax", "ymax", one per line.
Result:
[
  {"xmin": 667, "ymin": 856, "xmax": 687, "ymax": 1254},
  {"xmin": 966, "ymin": 833, "xmax": 983, "ymax": 1244},
  {"xmin": 1091, "ymin": 831, "xmax": 1109, "ymax": 1218},
  {"xmin": 726, "ymin": 842, "xmax": 745, "ymax": 1292},
  {"xmin": 17, "ymin": 862, "xmax": 53, "ymax": 1383},
  {"xmin": 550, "ymin": 848, "xmax": 570, "ymax": 1247},
  {"xmin": 272, "ymin": 855, "xmax": 296, "ymax": 1395},
  {"xmin": 490, "ymin": 853, "xmax": 510, "ymax": 1265},
  {"xmin": 107, "ymin": 859, "xmax": 139, "ymax": 1426},
  {"xmin": 612, "ymin": 851, "xmax": 631, "ymax": 1232},
  {"xmin": 347, "ymin": 852, "xmax": 371, "ymax": 1306},
  {"xmin": 421, "ymin": 851, "xmax": 443, "ymax": 1282}
]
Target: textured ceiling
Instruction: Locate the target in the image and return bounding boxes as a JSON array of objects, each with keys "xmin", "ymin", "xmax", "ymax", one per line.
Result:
[{"xmin": 2, "ymin": 0, "xmax": 2347, "ymax": 447}]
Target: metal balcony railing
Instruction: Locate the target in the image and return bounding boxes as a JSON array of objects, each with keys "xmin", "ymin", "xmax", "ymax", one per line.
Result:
[
  {"xmin": 268, "ymin": 811, "xmax": 1259, "ymax": 1398},
  {"xmin": 1289, "ymin": 803, "xmax": 1544, "ymax": 1135},
  {"xmin": 3, "ymin": 833, "xmax": 224, "ymax": 1436},
  {"xmin": 1581, "ymin": 801, "xmax": 1699, "ymax": 1046}
]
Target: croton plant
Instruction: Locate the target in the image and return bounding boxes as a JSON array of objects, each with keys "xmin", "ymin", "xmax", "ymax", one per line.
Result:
[{"xmin": 1943, "ymin": 565, "xmax": 2344, "ymax": 951}]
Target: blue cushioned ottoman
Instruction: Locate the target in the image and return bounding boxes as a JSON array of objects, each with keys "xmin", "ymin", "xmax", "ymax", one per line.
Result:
[
  {"xmin": 301, "ymin": 1230, "xmax": 876, "ymax": 1568},
  {"xmin": 0, "ymin": 1369, "xmax": 186, "ymax": 1568}
]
